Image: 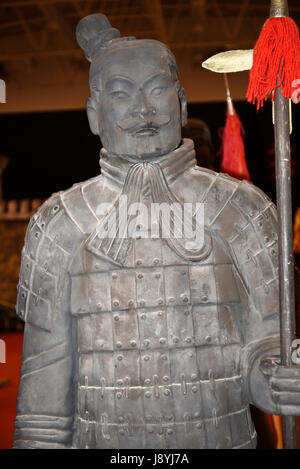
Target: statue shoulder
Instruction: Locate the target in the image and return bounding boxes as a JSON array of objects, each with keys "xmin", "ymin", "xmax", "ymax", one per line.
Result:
[
  {"xmin": 16, "ymin": 181, "xmax": 96, "ymax": 331},
  {"xmin": 208, "ymin": 176, "xmax": 279, "ymax": 321}
]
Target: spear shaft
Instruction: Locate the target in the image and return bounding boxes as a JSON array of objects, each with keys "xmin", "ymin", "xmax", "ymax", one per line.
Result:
[{"xmin": 271, "ymin": 0, "xmax": 298, "ymax": 449}]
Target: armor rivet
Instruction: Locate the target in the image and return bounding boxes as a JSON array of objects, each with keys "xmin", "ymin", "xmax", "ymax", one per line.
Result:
[
  {"xmin": 192, "ymin": 386, "xmax": 198, "ymax": 393},
  {"xmin": 271, "ymin": 248, "xmax": 276, "ymax": 256},
  {"xmin": 113, "ymin": 300, "xmax": 119, "ymax": 308},
  {"xmin": 35, "ymin": 232, "xmax": 39, "ymax": 238},
  {"xmin": 153, "ymin": 258, "xmax": 159, "ymax": 265},
  {"xmin": 145, "ymin": 391, "xmax": 151, "ymax": 398},
  {"xmin": 130, "ymin": 340, "xmax": 137, "ymax": 347},
  {"xmin": 188, "ymin": 352, "xmax": 193, "ymax": 358},
  {"xmin": 158, "ymin": 299, "xmax": 163, "ymax": 305},
  {"xmin": 128, "ymin": 300, "xmax": 134, "ymax": 306},
  {"xmin": 163, "ymin": 376, "xmax": 169, "ymax": 382},
  {"xmin": 155, "ymin": 273, "xmax": 161, "ymax": 279},
  {"xmin": 164, "ymin": 389, "xmax": 170, "ymax": 396},
  {"xmin": 158, "ymin": 311, "xmax": 163, "ymax": 317},
  {"xmin": 191, "ymin": 373, "xmax": 197, "ymax": 380},
  {"xmin": 194, "ymin": 411, "xmax": 200, "ymax": 418},
  {"xmin": 114, "ymin": 315, "xmax": 120, "ymax": 321},
  {"xmin": 169, "ymin": 297, "xmax": 175, "ymax": 303},
  {"xmin": 118, "ymin": 417, "xmax": 124, "ymax": 422},
  {"xmin": 145, "ymin": 378, "xmax": 151, "ymax": 385},
  {"xmin": 139, "ymin": 300, "xmax": 146, "ymax": 307},
  {"xmin": 96, "ymin": 339, "xmax": 104, "ymax": 348},
  {"xmin": 264, "ymin": 236, "xmax": 269, "ymax": 243},
  {"xmin": 161, "ymin": 354, "xmax": 168, "ymax": 361},
  {"xmin": 184, "ymin": 310, "xmax": 189, "ymax": 316},
  {"xmin": 201, "ymin": 295, "xmax": 208, "ymax": 302},
  {"xmin": 112, "ymin": 273, "xmax": 117, "ymax": 279},
  {"xmin": 196, "ymin": 422, "xmax": 202, "ymax": 429},
  {"xmin": 141, "ymin": 314, "xmax": 146, "ymax": 320},
  {"xmin": 137, "ymin": 274, "xmax": 143, "ymax": 279},
  {"xmin": 205, "ymin": 335, "xmax": 212, "ymax": 343},
  {"xmin": 143, "ymin": 339, "xmax": 150, "ymax": 347},
  {"xmin": 167, "ymin": 429, "xmax": 173, "ymax": 435},
  {"xmin": 158, "ymin": 429, "xmax": 164, "ymax": 435},
  {"xmin": 159, "ymin": 337, "xmax": 166, "ymax": 344},
  {"xmin": 97, "ymin": 303, "xmax": 102, "ymax": 311},
  {"xmin": 117, "ymin": 379, "xmax": 123, "ymax": 385},
  {"xmin": 182, "ymin": 296, "xmax": 189, "ymax": 303},
  {"xmin": 258, "ymin": 221, "xmax": 263, "ymax": 227},
  {"xmin": 53, "ymin": 205, "xmax": 59, "ymax": 212},
  {"xmin": 119, "ymin": 429, "xmax": 125, "ymax": 435},
  {"xmin": 117, "ymin": 355, "xmax": 123, "ymax": 361},
  {"xmin": 249, "ymin": 211, "xmax": 254, "ymax": 217},
  {"xmin": 144, "ymin": 355, "xmax": 150, "ymax": 361},
  {"xmin": 116, "ymin": 341, "xmax": 122, "ymax": 348},
  {"xmin": 116, "ymin": 392, "xmax": 122, "ymax": 399},
  {"xmin": 185, "ymin": 337, "xmax": 192, "ymax": 344},
  {"xmin": 136, "ymin": 260, "xmax": 142, "ymax": 266},
  {"xmin": 173, "ymin": 337, "xmax": 179, "ymax": 343}
]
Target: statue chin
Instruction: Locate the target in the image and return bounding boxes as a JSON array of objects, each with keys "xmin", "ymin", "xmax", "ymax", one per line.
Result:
[{"xmin": 102, "ymin": 132, "xmax": 182, "ymax": 161}]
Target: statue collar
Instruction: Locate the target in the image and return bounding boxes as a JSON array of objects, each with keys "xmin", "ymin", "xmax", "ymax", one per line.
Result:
[
  {"xmin": 99, "ymin": 138, "xmax": 196, "ymax": 187},
  {"xmin": 86, "ymin": 138, "xmax": 212, "ymax": 266}
]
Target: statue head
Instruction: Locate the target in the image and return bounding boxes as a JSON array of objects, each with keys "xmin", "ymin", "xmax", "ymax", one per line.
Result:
[{"xmin": 76, "ymin": 14, "xmax": 187, "ymax": 160}]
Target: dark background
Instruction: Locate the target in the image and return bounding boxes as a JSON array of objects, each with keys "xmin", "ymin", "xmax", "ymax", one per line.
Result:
[{"xmin": 0, "ymin": 101, "xmax": 299, "ymax": 211}]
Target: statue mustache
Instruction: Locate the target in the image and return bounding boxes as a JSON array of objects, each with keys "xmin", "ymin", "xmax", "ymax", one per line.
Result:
[{"xmin": 117, "ymin": 115, "xmax": 171, "ymax": 132}]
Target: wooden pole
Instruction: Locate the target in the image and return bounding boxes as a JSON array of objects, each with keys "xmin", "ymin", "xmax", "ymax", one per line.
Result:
[{"xmin": 271, "ymin": 0, "xmax": 298, "ymax": 449}]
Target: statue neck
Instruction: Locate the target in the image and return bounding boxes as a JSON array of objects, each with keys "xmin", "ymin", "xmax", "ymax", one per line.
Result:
[{"xmin": 99, "ymin": 138, "xmax": 197, "ymax": 188}]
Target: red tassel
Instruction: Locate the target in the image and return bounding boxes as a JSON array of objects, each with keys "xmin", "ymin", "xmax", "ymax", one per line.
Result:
[
  {"xmin": 220, "ymin": 110, "xmax": 250, "ymax": 181},
  {"xmin": 247, "ymin": 17, "xmax": 300, "ymax": 109}
]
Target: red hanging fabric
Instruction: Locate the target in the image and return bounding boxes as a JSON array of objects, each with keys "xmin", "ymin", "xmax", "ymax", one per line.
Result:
[
  {"xmin": 246, "ymin": 17, "xmax": 300, "ymax": 109},
  {"xmin": 220, "ymin": 109, "xmax": 250, "ymax": 181}
]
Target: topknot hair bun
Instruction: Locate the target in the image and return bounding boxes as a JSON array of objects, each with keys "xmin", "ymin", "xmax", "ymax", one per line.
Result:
[{"xmin": 76, "ymin": 13, "xmax": 121, "ymax": 62}]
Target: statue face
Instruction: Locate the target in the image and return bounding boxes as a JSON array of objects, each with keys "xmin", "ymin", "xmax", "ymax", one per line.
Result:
[{"xmin": 88, "ymin": 46, "xmax": 185, "ymax": 159}]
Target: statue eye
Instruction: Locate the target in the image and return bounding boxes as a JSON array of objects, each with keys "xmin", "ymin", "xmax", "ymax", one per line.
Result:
[
  {"xmin": 151, "ymin": 86, "xmax": 166, "ymax": 97},
  {"xmin": 110, "ymin": 91, "xmax": 130, "ymax": 100}
]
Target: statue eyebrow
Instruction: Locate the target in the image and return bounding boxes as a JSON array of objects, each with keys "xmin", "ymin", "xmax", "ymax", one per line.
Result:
[
  {"xmin": 105, "ymin": 75, "xmax": 134, "ymax": 90},
  {"xmin": 143, "ymin": 72, "xmax": 171, "ymax": 88}
]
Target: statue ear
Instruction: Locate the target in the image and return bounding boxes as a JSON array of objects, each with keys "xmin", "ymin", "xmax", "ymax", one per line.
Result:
[
  {"xmin": 87, "ymin": 97, "xmax": 98, "ymax": 135},
  {"xmin": 178, "ymin": 87, "xmax": 188, "ymax": 127}
]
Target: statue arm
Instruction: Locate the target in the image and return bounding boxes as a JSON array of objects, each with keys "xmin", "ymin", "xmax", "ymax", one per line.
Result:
[
  {"xmin": 13, "ymin": 194, "xmax": 83, "ymax": 448},
  {"xmin": 224, "ymin": 180, "xmax": 299, "ymax": 415}
]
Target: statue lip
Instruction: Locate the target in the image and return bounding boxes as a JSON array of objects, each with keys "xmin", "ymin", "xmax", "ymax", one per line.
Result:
[
  {"xmin": 130, "ymin": 123, "xmax": 160, "ymax": 136},
  {"xmin": 117, "ymin": 116, "xmax": 170, "ymax": 136}
]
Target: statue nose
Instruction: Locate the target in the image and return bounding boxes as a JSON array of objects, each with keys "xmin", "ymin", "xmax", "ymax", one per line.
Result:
[{"xmin": 131, "ymin": 90, "xmax": 156, "ymax": 118}]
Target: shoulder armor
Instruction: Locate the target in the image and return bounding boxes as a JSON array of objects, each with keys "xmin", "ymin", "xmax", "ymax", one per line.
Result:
[
  {"xmin": 209, "ymin": 179, "xmax": 279, "ymax": 320},
  {"xmin": 16, "ymin": 191, "xmax": 85, "ymax": 331}
]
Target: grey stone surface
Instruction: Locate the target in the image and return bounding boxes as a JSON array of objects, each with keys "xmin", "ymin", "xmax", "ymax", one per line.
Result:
[{"xmin": 13, "ymin": 13, "xmax": 300, "ymax": 449}]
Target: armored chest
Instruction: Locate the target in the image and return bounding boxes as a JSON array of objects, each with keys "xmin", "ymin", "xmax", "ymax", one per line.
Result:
[{"xmin": 70, "ymin": 234, "xmax": 256, "ymax": 449}]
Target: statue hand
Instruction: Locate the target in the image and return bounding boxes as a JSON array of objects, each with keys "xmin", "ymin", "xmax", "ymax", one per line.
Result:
[{"xmin": 259, "ymin": 356, "xmax": 300, "ymax": 415}]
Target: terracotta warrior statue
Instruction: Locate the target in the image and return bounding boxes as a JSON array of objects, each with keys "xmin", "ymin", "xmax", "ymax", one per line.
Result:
[{"xmin": 13, "ymin": 14, "xmax": 300, "ymax": 449}]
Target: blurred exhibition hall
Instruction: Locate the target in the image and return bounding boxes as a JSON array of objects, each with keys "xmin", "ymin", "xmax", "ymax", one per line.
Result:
[{"xmin": 0, "ymin": 0, "xmax": 299, "ymax": 449}]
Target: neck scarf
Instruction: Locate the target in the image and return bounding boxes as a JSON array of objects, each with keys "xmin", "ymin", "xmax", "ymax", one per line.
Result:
[{"xmin": 86, "ymin": 139, "xmax": 211, "ymax": 265}]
